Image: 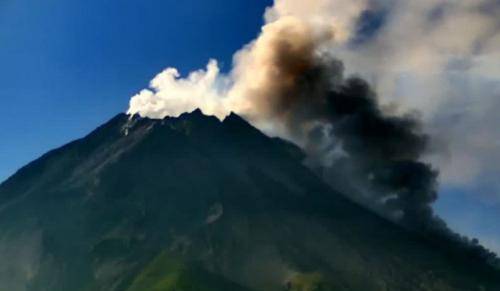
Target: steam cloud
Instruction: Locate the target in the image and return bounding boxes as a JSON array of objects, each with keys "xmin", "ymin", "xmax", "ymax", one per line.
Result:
[{"xmin": 128, "ymin": 0, "xmax": 500, "ymax": 261}]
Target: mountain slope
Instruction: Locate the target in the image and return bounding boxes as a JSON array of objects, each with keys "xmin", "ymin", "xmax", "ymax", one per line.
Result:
[
  {"xmin": 0, "ymin": 110, "xmax": 498, "ymax": 291},
  {"xmin": 125, "ymin": 251, "xmax": 252, "ymax": 291}
]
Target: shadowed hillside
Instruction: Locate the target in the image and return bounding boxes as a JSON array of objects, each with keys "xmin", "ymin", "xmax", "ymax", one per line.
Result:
[{"xmin": 0, "ymin": 110, "xmax": 498, "ymax": 291}]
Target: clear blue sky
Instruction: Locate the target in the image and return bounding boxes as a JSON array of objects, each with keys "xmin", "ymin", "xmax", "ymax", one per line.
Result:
[
  {"xmin": 0, "ymin": 0, "xmax": 498, "ymax": 253},
  {"xmin": 0, "ymin": 0, "xmax": 272, "ymax": 182}
]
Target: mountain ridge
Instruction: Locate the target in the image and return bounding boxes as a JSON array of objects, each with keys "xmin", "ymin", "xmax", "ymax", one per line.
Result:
[{"xmin": 0, "ymin": 110, "xmax": 499, "ymax": 291}]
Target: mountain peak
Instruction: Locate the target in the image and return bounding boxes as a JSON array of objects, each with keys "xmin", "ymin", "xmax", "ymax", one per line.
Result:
[
  {"xmin": 177, "ymin": 108, "xmax": 205, "ymax": 120},
  {"xmin": 224, "ymin": 111, "xmax": 249, "ymax": 126}
]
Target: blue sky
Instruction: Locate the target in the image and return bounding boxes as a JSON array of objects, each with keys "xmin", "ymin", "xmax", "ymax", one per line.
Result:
[
  {"xmin": 0, "ymin": 0, "xmax": 271, "ymax": 181},
  {"xmin": 0, "ymin": 0, "xmax": 498, "ymax": 253}
]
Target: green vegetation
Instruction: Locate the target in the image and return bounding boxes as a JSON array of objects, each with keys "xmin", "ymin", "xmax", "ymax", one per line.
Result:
[
  {"xmin": 127, "ymin": 252, "xmax": 250, "ymax": 291},
  {"xmin": 285, "ymin": 272, "xmax": 335, "ymax": 291}
]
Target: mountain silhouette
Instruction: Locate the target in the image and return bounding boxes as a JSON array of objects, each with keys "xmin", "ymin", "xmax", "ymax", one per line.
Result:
[{"xmin": 0, "ymin": 110, "xmax": 498, "ymax": 291}]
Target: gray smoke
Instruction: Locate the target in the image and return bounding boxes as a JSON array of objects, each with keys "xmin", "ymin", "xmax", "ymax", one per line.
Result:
[{"xmin": 128, "ymin": 0, "xmax": 500, "ymax": 265}]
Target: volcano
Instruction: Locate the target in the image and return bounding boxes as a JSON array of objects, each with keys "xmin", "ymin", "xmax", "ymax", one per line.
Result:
[{"xmin": 0, "ymin": 110, "xmax": 498, "ymax": 291}]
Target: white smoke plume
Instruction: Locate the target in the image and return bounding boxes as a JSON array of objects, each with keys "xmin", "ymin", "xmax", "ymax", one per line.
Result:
[
  {"xmin": 128, "ymin": 0, "xmax": 366, "ymax": 136},
  {"xmin": 128, "ymin": 0, "xmax": 500, "ymax": 202},
  {"xmin": 127, "ymin": 59, "xmax": 229, "ymax": 120}
]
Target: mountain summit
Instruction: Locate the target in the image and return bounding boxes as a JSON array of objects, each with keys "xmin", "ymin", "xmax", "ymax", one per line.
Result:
[{"xmin": 0, "ymin": 110, "xmax": 498, "ymax": 291}]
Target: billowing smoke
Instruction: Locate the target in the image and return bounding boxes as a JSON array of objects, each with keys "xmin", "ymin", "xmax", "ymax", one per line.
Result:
[
  {"xmin": 127, "ymin": 0, "xmax": 357, "ymax": 122},
  {"xmin": 128, "ymin": 0, "xmax": 500, "ymax": 263},
  {"xmin": 128, "ymin": 0, "xmax": 436, "ymax": 228},
  {"xmin": 331, "ymin": 0, "xmax": 500, "ymax": 204}
]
